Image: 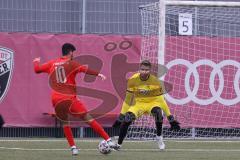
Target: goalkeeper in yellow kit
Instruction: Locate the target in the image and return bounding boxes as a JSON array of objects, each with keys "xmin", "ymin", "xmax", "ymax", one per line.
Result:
[{"xmin": 112, "ymin": 60, "xmax": 180, "ymax": 150}]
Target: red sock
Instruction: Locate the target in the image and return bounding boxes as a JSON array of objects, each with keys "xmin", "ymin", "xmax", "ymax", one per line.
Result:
[
  {"xmin": 89, "ymin": 120, "xmax": 110, "ymax": 140},
  {"xmin": 63, "ymin": 125, "xmax": 75, "ymax": 147}
]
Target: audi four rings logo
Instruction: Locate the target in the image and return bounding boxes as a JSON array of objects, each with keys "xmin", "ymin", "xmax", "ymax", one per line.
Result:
[{"xmin": 165, "ymin": 59, "xmax": 240, "ymax": 106}]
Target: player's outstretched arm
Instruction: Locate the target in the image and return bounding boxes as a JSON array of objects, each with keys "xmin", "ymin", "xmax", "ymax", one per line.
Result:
[
  {"xmin": 33, "ymin": 57, "xmax": 42, "ymax": 73},
  {"xmin": 81, "ymin": 66, "xmax": 106, "ymax": 80},
  {"xmin": 33, "ymin": 57, "xmax": 51, "ymax": 73},
  {"xmin": 167, "ymin": 115, "xmax": 180, "ymax": 131}
]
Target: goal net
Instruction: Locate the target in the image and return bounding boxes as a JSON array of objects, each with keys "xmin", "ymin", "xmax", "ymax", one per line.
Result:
[{"xmin": 127, "ymin": 0, "xmax": 240, "ymax": 139}]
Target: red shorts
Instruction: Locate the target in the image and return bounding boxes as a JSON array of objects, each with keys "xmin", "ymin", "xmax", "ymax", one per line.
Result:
[{"xmin": 52, "ymin": 95, "xmax": 87, "ymax": 122}]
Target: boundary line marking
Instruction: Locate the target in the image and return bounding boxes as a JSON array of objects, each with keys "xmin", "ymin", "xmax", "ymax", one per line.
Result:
[
  {"xmin": 0, "ymin": 139, "xmax": 240, "ymax": 143},
  {"xmin": 0, "ymin": 147, "xmax": 240, "ymax": 152}
]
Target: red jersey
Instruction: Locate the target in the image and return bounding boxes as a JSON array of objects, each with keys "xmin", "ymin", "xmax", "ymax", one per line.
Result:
[{"xmin": 34, "ymin": 56, "xmax": 99, "ymax": 106}]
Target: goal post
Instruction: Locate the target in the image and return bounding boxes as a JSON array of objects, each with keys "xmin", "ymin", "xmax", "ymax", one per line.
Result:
[{"xmin": 127, "ymin": 0, "xmax": 240, "ymax": 139}]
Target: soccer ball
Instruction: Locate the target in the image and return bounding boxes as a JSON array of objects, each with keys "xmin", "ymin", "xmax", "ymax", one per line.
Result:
[{"xmin": 98, "ymin": 140, "xmax": 112, "ymax": 154}]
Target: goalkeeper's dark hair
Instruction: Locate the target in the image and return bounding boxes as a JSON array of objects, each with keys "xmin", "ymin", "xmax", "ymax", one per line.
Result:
[
  {"xmin": 62, "ymin": 43, "xmax": 76, "ymax": 56},
  {"xmin": 140, "ymin": 60, "xmax": 151, "ymax": 68}
]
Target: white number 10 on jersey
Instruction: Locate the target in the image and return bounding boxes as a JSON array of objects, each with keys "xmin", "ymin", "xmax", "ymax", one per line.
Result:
[
  {"xmin": 179, "ymin": 13, "xmax": 193, "ymax": 35},
  {"xmin": 55, "ymin": 66, "xmax": 67, "ymax": 83}
]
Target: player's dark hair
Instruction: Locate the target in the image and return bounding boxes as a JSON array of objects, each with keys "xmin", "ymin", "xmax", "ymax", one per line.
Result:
[
  {"xmin": 140, "ymin": 60, "xmax": 151, "ymax": 68},
  {"xmin": 62, "ymin": 43, "xmax": 76, "ymax": 56}
]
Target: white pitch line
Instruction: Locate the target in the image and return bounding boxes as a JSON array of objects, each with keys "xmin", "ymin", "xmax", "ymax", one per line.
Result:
[
  {"xmin": 0, "ymin": 147, "xmax": 240, "ymax": 152},
  {"xmin": 169, "ymin": 140, "xmax": 240, "ymax": 143},
  {"xmin": 0, "ymin": 147, "xmax": 68, "ymax": 151},
  {"xmin": 0, "ymin": 139, "xmax": 240, "ymax": 143}
]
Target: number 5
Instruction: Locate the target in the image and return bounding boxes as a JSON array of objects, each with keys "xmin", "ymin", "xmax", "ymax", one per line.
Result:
[
  {"xmin": 179, "ymin": 13, "xmax": 192, "ymax": 35},
  {"xmin": 182, "ymin": 21, "xmax": 189, "ymax": 32}
]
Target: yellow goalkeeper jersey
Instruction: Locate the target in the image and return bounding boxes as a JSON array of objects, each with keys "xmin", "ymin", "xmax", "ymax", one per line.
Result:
[
  {"xmin": 127, "ymin": 73, "xmax": 163, "ymax": 102},
  {"xmin": 120, "ymin": 73, "xmax": 171, "ymax": 117}
]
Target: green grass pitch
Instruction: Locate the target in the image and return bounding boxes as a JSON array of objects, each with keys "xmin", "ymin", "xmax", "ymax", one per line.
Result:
[{"xmin": 0, "ymin": 138, "xmax": 240, "ymax": 160}]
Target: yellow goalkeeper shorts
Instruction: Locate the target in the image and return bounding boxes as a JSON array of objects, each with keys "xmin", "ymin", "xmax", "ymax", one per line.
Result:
[{"xmin": 121, "ymin": 96, "xmax": 171, "ymax": 118}]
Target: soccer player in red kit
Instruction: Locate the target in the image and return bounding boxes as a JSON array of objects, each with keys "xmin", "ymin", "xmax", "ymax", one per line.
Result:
[{"xmin": 33, "ymin": 43, "xmax": 116, "ymax": 155}]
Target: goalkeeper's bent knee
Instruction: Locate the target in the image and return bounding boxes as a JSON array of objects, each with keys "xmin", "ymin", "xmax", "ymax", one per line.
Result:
[
  {"xmin": 151, "ymin": 107, "xmax": 163, "ymax": 122},
  {"xmin": 112, "ymin": 114, "xmax": 125, "ymax": 128},
  {"xmin": 124, "ymin": 112, "xmax": 136, "ymax": 123}
]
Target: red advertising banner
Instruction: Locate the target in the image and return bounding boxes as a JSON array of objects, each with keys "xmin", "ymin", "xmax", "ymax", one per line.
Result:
[
  {"xmin": 0, "ymin": 33, "xmax": 141, "ymax": 127},
  {"xmin": 0, "ymin": 33, "xmax": 239, "ymax": 128}
]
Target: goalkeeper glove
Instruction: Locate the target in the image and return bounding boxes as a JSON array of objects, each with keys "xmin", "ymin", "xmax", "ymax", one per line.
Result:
[
  {"xmin": 0, "ymin": 114, "xmax": 5, "ymax": 129},
  {"xmin": 112, "ymin": 114, "xmax": 125, "ymax": 128},
  {"xmin": 167, "ymin": 115, "xmax": 180, "ymax": 131}
]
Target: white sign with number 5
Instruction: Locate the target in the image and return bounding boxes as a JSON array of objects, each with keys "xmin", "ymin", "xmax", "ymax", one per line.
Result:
[{"xmin": 179, "ymin": 13, "xmax": 192, "ymax": 35}]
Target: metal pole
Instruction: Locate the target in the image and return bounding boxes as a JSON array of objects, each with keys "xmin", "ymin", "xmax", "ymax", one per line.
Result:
[{"xmin": 82, "ymin": 0, "xmax": 86, "ymax": 34}]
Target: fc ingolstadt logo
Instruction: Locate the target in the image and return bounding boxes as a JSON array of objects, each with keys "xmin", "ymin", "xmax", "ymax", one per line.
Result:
[{"xmin": 0, "ymin": 46, "xmax": 14, "ymax": 103}]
